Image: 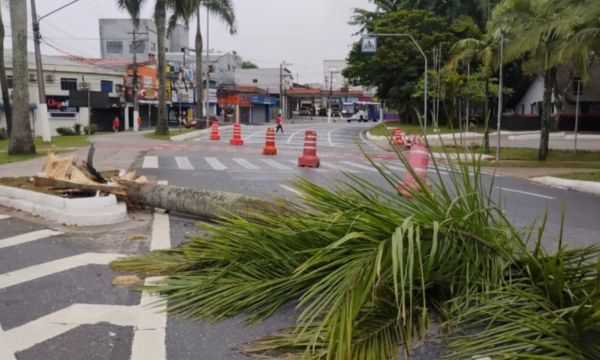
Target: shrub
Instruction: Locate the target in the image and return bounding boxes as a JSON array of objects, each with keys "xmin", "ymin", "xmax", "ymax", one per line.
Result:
[
  {"xmin": 0, "ymin": 128, "xmax": 6, "ymax": 140},
  {"xmin": 55, "ymin": 127, "xmax": 77, "ymax": 136},
  {"xmin": 83, "ymin": 124, "xmax": 96, "ymax": 135},
  {"xmin": 73, "ymin": 123, "xmax": 82, "ymax": 135}
]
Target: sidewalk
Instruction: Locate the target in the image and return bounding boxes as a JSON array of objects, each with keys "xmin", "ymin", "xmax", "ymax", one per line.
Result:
[{"xmin": 0, "ymin": 131, "xmax": 165, "ymax": 178}]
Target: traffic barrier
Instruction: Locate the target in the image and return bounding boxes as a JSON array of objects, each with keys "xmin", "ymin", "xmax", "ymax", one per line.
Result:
[
  {"xmin": 298, "ymin": 130, "xmax": 320, "ymax": 168},
  {"xmin": 263, "ymin": 128, "xmax": 278, "ymax": 155},
  {"xmin": 230, "ymin": 123, "xmax": 244, "ymax": 146},
  {"xmin": 392, "ymin": 129, "xmax": 406, "ymax": 146},
  {"xmin": 398, "ymin": 143, "xmax": 430, "ymax": 197},
  {"xmin": 210, "ymin": 122, "xmax": 221, "ymax": 141}
]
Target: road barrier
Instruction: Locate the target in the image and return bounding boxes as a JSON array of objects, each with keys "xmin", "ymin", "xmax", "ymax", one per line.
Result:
[
  {"xmin": 393, "ymin": 129, "xmax": 406, "ymax": 146},
  {"xmin": 230, "ymin": 123, "xmax": 244, "ymax": 146},
  {"xmin": 263, "ymin": 128, "xmax": 278, "ymax": 155},
  {"xmin": 399, "ymin": 143, "xmax": 430, "ymax": 197},
  {"xmin": 298, "ymin": 130, "xmax": 320, "ymax": 168},
  {"xmin": 210, "ymin": 122, "xmax": 221, "ymax": 141}
]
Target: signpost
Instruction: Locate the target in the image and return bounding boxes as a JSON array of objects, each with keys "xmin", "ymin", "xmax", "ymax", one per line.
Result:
[{"xmin": 361, "ymin": 37, "xmax": 377, "ymax": 53}]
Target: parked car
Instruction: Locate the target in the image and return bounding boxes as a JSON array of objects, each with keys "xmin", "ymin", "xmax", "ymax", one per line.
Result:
[{"xmin": 346, "ymin": 110, "xmax": 368, "ymax": 122}]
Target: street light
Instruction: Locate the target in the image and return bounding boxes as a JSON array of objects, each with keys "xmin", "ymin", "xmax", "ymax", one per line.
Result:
[
  {"xmin": 363, "ymin": 33, "xmax": 428, "ymax": 130},
  {"xmin": 574, "ymin": 77, "xmax": 582, "ymax": 153},
  {"xmin": 496, "ymin": 32, "xmax": 505, "ymax": 162},
  {"xmin": 327, "ymin": 68, "xmax": 340, "ymax": 123}
]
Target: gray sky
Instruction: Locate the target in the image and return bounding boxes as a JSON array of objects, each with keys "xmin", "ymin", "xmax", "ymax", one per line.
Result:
[{"xmin": 5, "ymin": 0, "xmax": 373, "ymax": 83}]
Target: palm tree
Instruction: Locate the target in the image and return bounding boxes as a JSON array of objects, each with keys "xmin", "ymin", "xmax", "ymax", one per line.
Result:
[
  {"xmin": 0, "ymin": 3, "xmax": 12, "ymax": 137},
  {"xmin": 8, "ymin": 0, "xmax": 35, "ymax": 154},
  {"xmin": 450, "ymin": 36, "xmax": 498, "ymax": 152},
  {"xmin": 489, "ymin": 0, "xmax": 573, "ymax": 160},
  {"xmin": 117, "ymin": 0, "xmax": 169, "ymax": 136},
  {"xmin": 169, "ymin": 0, "xmax": 236, "ymax": 128}
]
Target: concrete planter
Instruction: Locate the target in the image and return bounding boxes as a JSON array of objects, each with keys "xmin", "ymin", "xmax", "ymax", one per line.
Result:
[{"xmin": 0, "ymin": 185, "xmax": 128, "ymax": 226}]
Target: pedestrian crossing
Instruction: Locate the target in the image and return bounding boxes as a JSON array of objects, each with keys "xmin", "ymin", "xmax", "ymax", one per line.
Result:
[{"xmin": 141, "ymin": 155, "xmax": 407, "ymax": 175}]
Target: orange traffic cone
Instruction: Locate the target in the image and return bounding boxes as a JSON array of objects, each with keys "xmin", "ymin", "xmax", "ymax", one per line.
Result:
[
  {"xmin": 210, "ymin": 122, "xmax": 221, "ymax": 141},
  {"xmin": 263, "ymin": 128, "xmax": 278, "ymax": 155},
  {"xmin": 398, "ymin": 143, "xmax": 430, "ymax": 197},
  {"xmin": 230, "ymin": 123, "xmax": 244, "ymax": 146},
  {"xmin": 392, "ymin": 128, "xmax": 406, "ymax": 146},
  {"xmin": 298, "ymin": 130, "xmax": 320, "ymax": 168}
]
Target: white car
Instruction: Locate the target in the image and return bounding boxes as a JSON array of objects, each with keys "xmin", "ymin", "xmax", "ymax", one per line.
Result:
[{"xmin": 347, "ymin": 110, "xmax": 368, "ymax": 122}]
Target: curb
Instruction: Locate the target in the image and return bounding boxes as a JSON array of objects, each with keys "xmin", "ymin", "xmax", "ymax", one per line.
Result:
[
  {"xmin": 530, "ymin": 176, "xmax": 600, "ymax": 197},
  {"xmin": 365, "ymin": 131, "xmax": 387, "ymax": 141},
  {"xmin": 0, "ymin": 185, "xmax": 128, "ymax": 226},
  {"xmin": 171, "ymin": 125, "xmax": 233, "ymax": 142}
]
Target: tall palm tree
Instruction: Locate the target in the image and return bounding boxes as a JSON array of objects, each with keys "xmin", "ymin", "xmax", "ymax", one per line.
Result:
[
  {"xmin": 169, "ymin": 0, "xmax": 235, "ymax": 128},
  {"xmin": 0, "ymin": 3, "xmax": 12, "ymax": 137},
  {"xmin": 489, "ymin": 0, "xmax": 573, "ymax": 160},
  {"xmin": 8, "ymin": 0, "xmax": 35, "ymax": 154},
  {"xmin": 117, "ymin": 0, "xmax": 169, "ymax": 135},
  {"xmin": 450, "ymin": 36, "xmax": 498, "ymax": 152}
]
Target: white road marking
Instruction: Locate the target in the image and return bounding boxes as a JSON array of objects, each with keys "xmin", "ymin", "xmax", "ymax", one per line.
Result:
[
  {"xmin": 0, "ymin": 321, "xmax": 17, "ymax": 360},
  {"xmin": 327, "ymin": 130, "xmax": 336, "ymax": 147},
  {"xmin": 245, "ymin": 131, "xmax": 264, "ymax": 141},
  {"xmin": 233, "ymin": 158, "xmax": 260, "ymax": 170},
  {"xmin": 205, "ymin": 157, "xmax": 227, "ymax": 171},
  {"xmin": 280, "ymin": 184, "xmax": 302, "ymax": 196},
  {"xmin": 320, "ymin": 161, "xmax": 360, "ymax": 173},
  {"xmin": 0, "ymin": 229, "xmax": 63, "ymax": 250},
  {"xmin": 340, "ymin": 161, "xmax": 378, "ymax": 172},
  {"xmin": 157, "ymin": 180, "xmax": 169, "ymax": 186},
  {"xmin": 142, "ymin": 156, "xmax": 159, "ymax": 169},
  {"xmin": 287, "ymin": 129, "xmax": 304, "ymax": 144},
  {"xmin": 497, "ymin": 187, "xmax": 555, "ymax": 200},
  {"xmin": 175, "ymin": 156, "xmax": 194, "ymax": 171},
  {"xmin": 0, "ymin": 215, "xmax": 10, "ymax": 220},
  {"xmin": 261, "ymin": 159, "xmax": 292, "ymax": 170},
  {"xmin": 0, "ymin": 253, "xmax": 123, "ymax": 290}
]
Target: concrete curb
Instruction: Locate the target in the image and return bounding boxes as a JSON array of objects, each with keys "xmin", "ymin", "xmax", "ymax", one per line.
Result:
[
  {"xmin": 171, "ymin": 125, "xmax": 233, "ymax": 142},
  {"xmin": 0, "ymin": 185, "xmax": 128, "ymax": 226},
  {"xmin": 508, "ymin": 132, "xmax": 566, "ymax": 141},
  {"xmin": 365, "ymin": 131, "xmax": 387, "ymax": 141},
  {"xmin": 432, "ymin": 153, "xmax": 494, "ymax": 161},
  {"xmin": 530, "ymin": 176, "xmax": 600, "ymax": 197}
]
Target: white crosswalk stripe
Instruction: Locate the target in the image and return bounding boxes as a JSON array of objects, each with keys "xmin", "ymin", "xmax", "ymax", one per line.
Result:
[
  {"xmin": 233, "ymin": 158, "xmax": 260, "ymax": 170},
  {"xmin": 340, "ymin": 161, "xmax": 378, "ymax": 172},
  {"xmin": 0, "ymin": 229, "xmax": 63, "ymax": 250},
  {"xmin": 260, "ymin": 159, "xmax": 292, "ymax": 170},
  {"xmin": 142, "ymin": 156, "xmax": 159, "ymax": 169},
  {"xmin": 205, "ymin": 157, "xmax": 227, "ymax": 171},
  {"xmin": 175, "ymin": 156, "xmax": 194, "ymax": 170},
  {"xmin": 0, "ymin": 215, "xmax": 10, "ymax": 220}
]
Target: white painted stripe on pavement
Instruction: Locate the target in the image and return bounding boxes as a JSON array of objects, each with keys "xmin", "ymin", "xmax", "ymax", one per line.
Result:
[
  {"xmin": 0, "ymin": 253, "xmax": 124, "ymax": 290},
  {"xmin": 327, "ymin": 130, "xmax": 337, "ymax": 147},
  {"xmin": 261, "ymin": 159, "xmax": 292, "ymax": 170},
  {"xmin": 498, "ymin": 187, "xmax": 555, "ymax": 200},
  {"xmin": 340, "ymin": 161, "xmax": 378, "ymax": 172},
  {"xmin": 280, "ymin": 184, "xmax": 302, "ymax": 196},
  {"xmin": 233, "ymin": 158, "xmax": 260, "ymax": 170},
  {"xmin": 320, "ymin": 161, "xmax": 360, "ymax": 173},
  {"xmin": 175, "ymin": 156, "xmax": 194, "ymax": 171},
  {"xmin": 142, "ymin": 156, "xmax": 159, "ymax": 169},
  {"xmin": 0, "ymin": 229, "xmax": 63, "ymax": 250},
  {"xmin": 206, "ymin": 157, "xmax": 227, "ymax": 171},
  {"xmin": 151, "ymin": 213, "xmax": 171, "ymax": 251},
  {"xmin": 157, "ymin": 180, "xmax": 169, "ymax": 186},
  {"xmin": 287, "ymin": 129, "xmax": 304, "ymax": 144},
  {"xmin": 0, "ymin": 215, "xmax": 10, "ymax": 220},
  {"xmin": 0, "ymin": 321, "xmax": 17, "ymax": 360}
]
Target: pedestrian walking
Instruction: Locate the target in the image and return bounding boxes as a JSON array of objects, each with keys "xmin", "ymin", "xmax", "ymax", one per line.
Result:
[
  {"xmin": 276, "ymin": 114, "xmax": 284, "ymax": 134},
  {"xmin": 112, "ymin": 116, "xmax": 121, "ymax": 133}
]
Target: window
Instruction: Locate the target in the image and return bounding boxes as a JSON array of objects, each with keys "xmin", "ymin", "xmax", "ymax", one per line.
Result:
[
  {"xmin": 60, "ymin": 78, "xmax": 77, "ymax": 91},
  {"xmin": 7, "ymin": 76, "xmax": 12, "ymax": 89},
  {"xmin": 106, "ymin": 41, "xmax": 123, "ymax": 54},
  {"xmin": 101, "ymin": 80, "xmax": 113, "ymax": 93},
  {"xmin": 130, "ymin": 40, "xmax": 146, "ymax": 54}
]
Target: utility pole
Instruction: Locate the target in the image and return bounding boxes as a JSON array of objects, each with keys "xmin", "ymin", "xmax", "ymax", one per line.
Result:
[
  {"xmin": 30, "ymin": 0, "xmax": 51, "ymax": 142},
  {"xmin": 496, "ymin": 32, "xmax": 504, "ymax": 161},
  {"xmin": 128, "ymin": 29, "xmax": 147, "ymax": 132},
  {"xmin": 205, "ymin": 8, "xmax": 211, "ymax": 121},
  {"xmin": 574, "ymin": 78, "xmax": 582, "ymax": 153}
]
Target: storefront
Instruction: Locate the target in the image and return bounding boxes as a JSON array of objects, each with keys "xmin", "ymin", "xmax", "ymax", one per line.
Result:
[{"xmin": 249, "ymin": 95, "xmax": 279, "ymax": 124}]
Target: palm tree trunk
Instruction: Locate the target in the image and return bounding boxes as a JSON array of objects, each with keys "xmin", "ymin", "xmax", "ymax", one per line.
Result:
[
  {"xmin": 483, "ymin": 78, "xmax": 490, "ymax": 153},
  {"xmin": 154, "ymin": 0, "xmax": 168, "ymax": 135},
  {"xmin": 539, "ymin": 67, "xmax": 556, "ymax": 161},
  {"xmin": 8, "ymin": 0, "xmax": 35, "ymax": 155},
  {"xmin": 0, "ymin": 4, "xmax": 12, "ymax": 136},
  {"xmin": 195, "ymin": 9, "xmax": 204, "ymax": 127}
]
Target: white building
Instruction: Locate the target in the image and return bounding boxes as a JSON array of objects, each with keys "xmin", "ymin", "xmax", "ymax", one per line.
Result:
[
  {"xmin": 0, "ymin": 51, "xmax": 124, "ymax": 136},
  {"xmin": 234, "ymin": 67, "xmax": 292, "ymax": 95}
]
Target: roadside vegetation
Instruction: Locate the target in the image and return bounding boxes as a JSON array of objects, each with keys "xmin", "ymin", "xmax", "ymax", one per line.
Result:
[
  {"xmin": 0, "ymin": 135, "xmax": 89, "ymax": 165},
  {"xmin": 112, "ymin": 145, "xmax": 600, "ymax": 359},
  {"xmin": 557, "ymin": 171, "xmax": 600, "ymax": 182},
  {"xmin": 370, "ymin": 122, "xmax": 456, "ymax": 136},
  {"xmin": 143, "ymin": 127, "xmax": 197, "ymax": 141}
]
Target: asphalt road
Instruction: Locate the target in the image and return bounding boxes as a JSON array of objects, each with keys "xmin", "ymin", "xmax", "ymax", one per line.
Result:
[{"xmin": 1, "ymin": 120, "xmax": 599, "ymax": 359}]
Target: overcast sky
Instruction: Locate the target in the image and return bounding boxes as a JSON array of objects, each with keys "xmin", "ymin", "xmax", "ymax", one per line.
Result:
[{"xmin": 4, "ymin": 0, "xmax": 373, "ymax": 84}]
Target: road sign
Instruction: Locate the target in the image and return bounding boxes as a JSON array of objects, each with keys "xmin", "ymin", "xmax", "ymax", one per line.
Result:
[{"xmin": 361, "ymin": 36, "xmax": 377, "ymax": 53}]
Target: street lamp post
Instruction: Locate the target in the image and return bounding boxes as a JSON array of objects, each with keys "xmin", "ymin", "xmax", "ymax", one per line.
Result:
[
  {"xmin": 365, "ymin": 33, "xmax": 428, "ymax": 129},
  {"xmin": 574, "ymin": 78, "xmax": 582, "ymax": 153},
  {"xmin": 327, "ymin": 69, "xmax": 340, "ymax": 123},
  {"xmin": 496, "ymin": 32, "xmax": 505, "ymax": 161}
]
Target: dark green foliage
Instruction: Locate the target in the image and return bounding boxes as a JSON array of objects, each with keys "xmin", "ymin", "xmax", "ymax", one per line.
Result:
[{"xmin": 55, "ymin": 127, "xmax": 77, "ymax": 136}]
